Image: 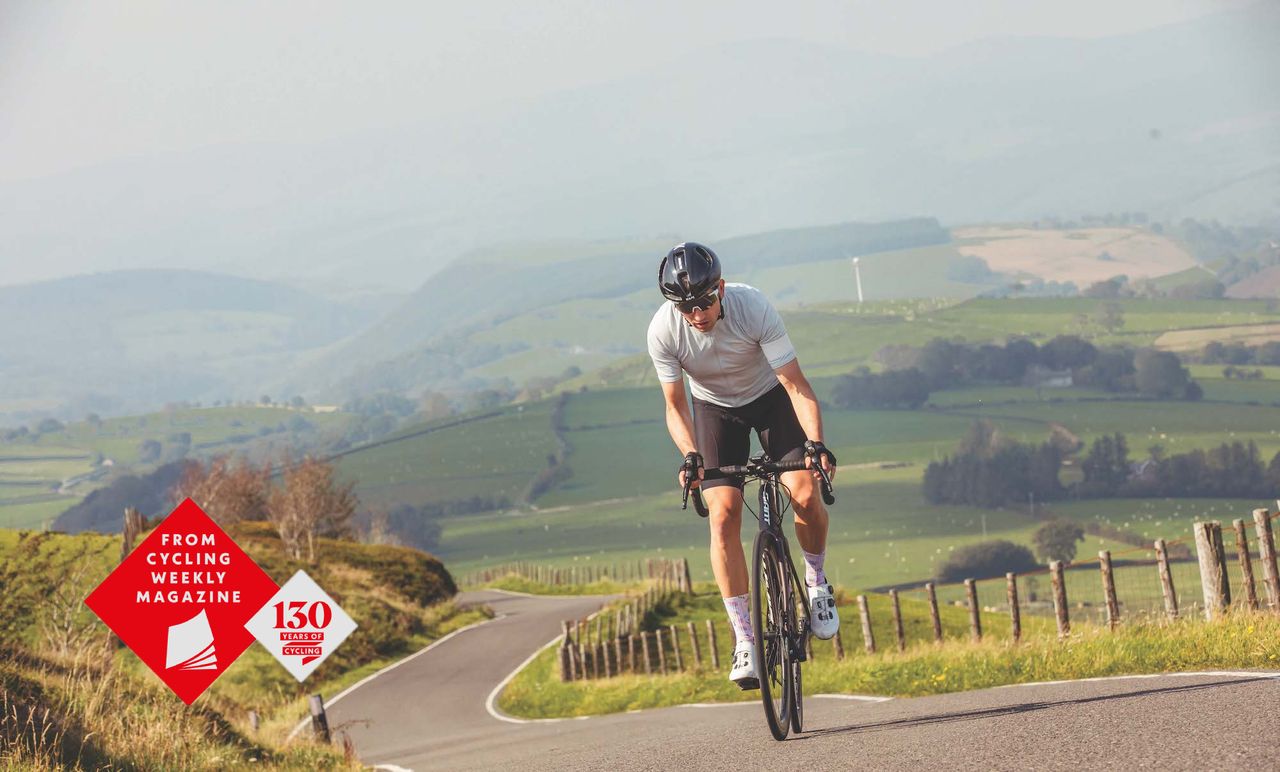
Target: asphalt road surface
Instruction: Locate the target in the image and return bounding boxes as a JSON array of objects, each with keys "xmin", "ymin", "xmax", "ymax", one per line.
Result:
[{"xmin": 326, "ymin": 590, "xmax": 1280, "ymax": 771}]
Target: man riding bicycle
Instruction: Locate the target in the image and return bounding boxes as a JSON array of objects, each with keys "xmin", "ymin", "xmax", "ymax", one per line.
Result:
[{"xmin": 646, "ymin": 241, "xmax": 839, "ymax": 689}]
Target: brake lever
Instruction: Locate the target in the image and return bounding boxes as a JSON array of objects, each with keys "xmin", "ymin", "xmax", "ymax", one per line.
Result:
[{"xmin": 813, "ymin": 458, "xmax": 836, "ymax": 506}]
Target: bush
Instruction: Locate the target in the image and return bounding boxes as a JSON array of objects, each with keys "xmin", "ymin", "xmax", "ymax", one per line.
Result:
[{"xmin": 935, "ymin": 540, "xmax": 1038, "ymax": 582}]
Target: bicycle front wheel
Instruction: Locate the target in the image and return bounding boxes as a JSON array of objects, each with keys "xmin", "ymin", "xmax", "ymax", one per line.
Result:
[{"xmin": 751, "ymin": 532, "xmax": 792, "ymax": 741}]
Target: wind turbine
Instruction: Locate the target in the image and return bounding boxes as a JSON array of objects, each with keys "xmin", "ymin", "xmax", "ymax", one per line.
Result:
[{"xmin": 850, "ymin": 255, "xmax": 865, "ymax": 304}]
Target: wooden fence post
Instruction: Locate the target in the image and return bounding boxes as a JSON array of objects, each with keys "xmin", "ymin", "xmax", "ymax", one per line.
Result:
[
  {"xmin": 670, "ymin": 625, "xmax": 683, "ymax": 671},
  {"xmin": 1006, "ymin": 573, "xmax": 1021, "ymax": 643},
  {"xmin": 309, "ymin": 694, "xmax": 331, "ymax": 743},
  {"xmin": 687, "ymin": 621, "xmax": 702, "ymax": 668},
  {"xmin": 1234, "ymin": 519, "xmax": 1260, "ymax": 611},
  {"xmin": 559, "ymin": 621, "xmax": 573, "ymax": 682},
  {"xmin": 1155, "ymin": 539, "xmax": 1179, "ymax": 620},
  {"xmin": 656, "ymin": 628, "xmax": 668, "ymax": 673},
  {"xmin": 857, "ymin": 594, "xmax": 875, "ymax": 654},
  {"xmin": 628, "ymin": 634, "xmax": 637, "ymax": 673},
  {"xmin": 925, "ymin": 581, "xmax": 943, "ymax": 643},
  {"xmin": 642, "ymin": 631, "xmax": 653, "ymax": 674},
  {"xmin": 964, "ymin": 579, "xmax": 982, "ymax": 642},
  {"xmin": 1194, "ymin": 521, "xmax": 1230, "ymax": 620},
  {"xmin": 1099, "ymin": 550, "xmax": 1119, "ymax": 630},
  {"xmin": 832, "ymin": 628, "xmax": 845, "ymax": 661},
  {"xmin": 613, "ymin": 635, "xmax": 623, "ymax": 676},
  {"xmin": 889, "ymin": 589, "xmax": 906, "ymax": 652},
  {"xmin": 1050, "ymin": 560, "xmax": 1070, "ymax": 639},
  {"xmin": 1254, "ymin": 509, "xmax": 1280, "ymax": 611},
  {"xmin": 706, "ymin": 620, "xmax": 720, "ymax": 669},
  {"xmin": 249, "ymin": 710, "xmax": 259, "ymax": 733},
  {"xmin": 121, "ymin": 507, "xmax": 142, "ymax": 560},
  {"xmin": 682, "ymin": 558, "xmax": 693, "ymax": 595}
]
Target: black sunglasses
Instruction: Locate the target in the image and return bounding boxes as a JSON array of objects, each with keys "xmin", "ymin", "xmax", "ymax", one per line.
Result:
[{"xmin": 675, "ymin": 290, "xmax": 720, "ymax": 314}]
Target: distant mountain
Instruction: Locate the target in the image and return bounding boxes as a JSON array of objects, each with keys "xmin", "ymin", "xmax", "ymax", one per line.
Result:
[
  {"xmin": 1, "ymin": 5, "xmax": 1275, "ymax": 292},
  {"xmin": 272, "ymin": 218, "xmax": 950, "ymax": 397},
  {"xmin": 0, "ymin": 270, "xmax": 388, "ymax": 422}
]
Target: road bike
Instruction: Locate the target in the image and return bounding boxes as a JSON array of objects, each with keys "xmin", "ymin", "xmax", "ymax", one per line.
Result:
[{"xmin": 684, "ymin": 453, "xmax": 835, "ymax": 740}]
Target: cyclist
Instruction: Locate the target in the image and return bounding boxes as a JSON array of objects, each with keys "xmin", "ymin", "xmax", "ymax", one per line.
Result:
[{"xmin": 646, "ymin": 241, "xmax": 839, "ymax": 689}]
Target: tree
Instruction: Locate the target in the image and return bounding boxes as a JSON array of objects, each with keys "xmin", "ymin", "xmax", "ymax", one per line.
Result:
[
  {"xmin": 935, "ymin": 540, "xmax": 1038, "ymax": 582},
  {"xmin": 1073, "ymin": 347, "xmax": 1135, "ymax": 392},
  {"xmin": 138, "ymin": 439, "xmax": 162, "ymax": 463},
  {"xmin": 1134, "ymin": 349, "xmax": 1193, "ymax": 398},
  {"xmin": 1093, "ymin": 302, "xmax": 1125, "ymax": 333},
  {"xmin": 1083, "ymin": 278, "xmax": 1125, "ymax": 299},
  {"xmin": 1079, "ymin": 433, "xmax": 1130, "ymax": 496},
  {"xmin": 1033, "ymin": 520, "xmax": 1085, "ymax": 564},
  {"xmin": 36, "ymin": 418, "xmax": 64, "ymax": 434},
  {"xmin": 831, "ymin": 367, "xmax": 931, "ymax": 409},
  {"xmin": 419, "ymin": 392, "xmax": 453, "ymax": 421},
  {"xmin": 918, "ymin": 339, "xmax": 964, "ymax": 389},
  {"xmin": 267, "ymin": 455, "xmax": 358, "ymax": 562},
  {"xmin": 173, "ymin": 455, "xmax": 270, "ymax": 526},
  {"xmin": 1039, "ymin": 335, "xmax": 1096, "ymax": 370}
]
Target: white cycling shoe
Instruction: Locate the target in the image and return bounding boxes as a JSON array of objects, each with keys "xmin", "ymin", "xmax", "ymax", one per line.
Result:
[
  {"xmin": 729, "ymin": 641, "xmax": 759, "ymax": 691},
  {"xmin": 808, "ymin": 583, "xmax": 840, "ymax": 640}
]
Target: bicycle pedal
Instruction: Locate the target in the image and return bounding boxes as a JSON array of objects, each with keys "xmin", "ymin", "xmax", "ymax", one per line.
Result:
[{"xmin": 734, "ymin": 677, "xmax": 760, "ymax": 691}]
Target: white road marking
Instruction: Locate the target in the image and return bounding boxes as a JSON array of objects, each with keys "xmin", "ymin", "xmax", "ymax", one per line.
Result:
[
  {"xmin": 485, "ymin": 635, "xmax": 574, "ymax": 724},
  {"xmin": 812, "ymin": 694, "xmax": 894, "ymax": 702},
  {"xmin": 373, "ymin": 765, "xmax": 415, "ymax": 772},
  {"xmin": 676, "ymin": 702, "xmax": 757, "ymax": 709},
  {"xmin": 287, "ymin": 614, "xmax": 505, "ymax": 742},
  {"xmin": 997, "ymin": 670, "xmax": 1280, "ymax": 690}
]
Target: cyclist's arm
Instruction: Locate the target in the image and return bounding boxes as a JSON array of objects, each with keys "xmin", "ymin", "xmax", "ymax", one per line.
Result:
[
  {"xmin": 660, "ymin": 379, "xmax": 698, "ymax": 457},
  {"xmin": 773, "ymin": 359, "xmax": 835, "ymax": 479}
]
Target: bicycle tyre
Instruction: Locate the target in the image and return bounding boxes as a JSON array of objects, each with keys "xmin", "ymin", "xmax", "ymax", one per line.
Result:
[
  {"xmin": 782, "ymin": 547, "xmax": 808, "ymax": 734},
  {"xmin": 751, "ymin": 532, "xmax": 792, "ymax": 741}
]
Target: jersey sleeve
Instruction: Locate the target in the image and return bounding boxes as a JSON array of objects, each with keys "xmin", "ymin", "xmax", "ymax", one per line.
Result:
[
  {"xmin": 756, "ymin": 296, "xmax": 797, "ymax": 369},
  {"xmin": 647, "ymin": 316, "xmax": 684, "ymax": 383}
]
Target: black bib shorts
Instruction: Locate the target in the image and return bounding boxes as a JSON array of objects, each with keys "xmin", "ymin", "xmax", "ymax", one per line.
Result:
[{"xmin": 692, "ymin": 383, "xmax": 808, "ymax": 491}]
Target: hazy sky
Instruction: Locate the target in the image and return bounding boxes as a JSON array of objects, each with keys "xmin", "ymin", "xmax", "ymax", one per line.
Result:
[{"xmin": 0, "ymin": 0, "xmax": 1251, "ymax": 183}]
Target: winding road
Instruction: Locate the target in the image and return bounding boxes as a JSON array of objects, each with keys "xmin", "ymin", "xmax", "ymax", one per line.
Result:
[{"xmin": 325, "ymin": 590, "xmax": 1280, "ymax": 771}]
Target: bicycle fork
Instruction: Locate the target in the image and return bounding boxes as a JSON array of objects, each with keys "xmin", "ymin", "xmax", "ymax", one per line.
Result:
[{"xmin": 758, "ymin": 481, "xmax": 810, "ymax": 664}]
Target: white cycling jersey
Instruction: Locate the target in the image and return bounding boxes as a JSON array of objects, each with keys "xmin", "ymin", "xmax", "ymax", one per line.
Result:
[{"xmin": 645, "ymin": 282, "xmax": 797, "ymax": 408}]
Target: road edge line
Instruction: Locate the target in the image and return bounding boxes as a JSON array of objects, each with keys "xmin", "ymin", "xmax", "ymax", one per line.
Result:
[
  {"xmin": 485, "ymin": 635, "xmax": 573, "ymax": 724},
  {"xmin": 287, "ymin": 613, "xmax": 505, "ymax": 742}
]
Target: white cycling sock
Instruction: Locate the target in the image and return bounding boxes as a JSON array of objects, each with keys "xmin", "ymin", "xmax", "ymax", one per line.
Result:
[
  {"xmin": 802, "ymin": 548, "xmax": 827, "ymax": 587},
  {"xmin": 723, "ymin": 594, "xmax": 753, "ymax": 645}
]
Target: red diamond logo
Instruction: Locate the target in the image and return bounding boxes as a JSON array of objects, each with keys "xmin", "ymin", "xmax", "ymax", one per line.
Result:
[{"xmin": 85, "ymin": 499, "xmax": 279, "ymax": 704}]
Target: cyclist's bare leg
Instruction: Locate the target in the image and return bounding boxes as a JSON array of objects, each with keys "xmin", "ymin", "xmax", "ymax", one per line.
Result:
[
  {"xmin": 705, "ymin": 485, "xmax": 748, "ymax": 596},
  {"xmin": 781, "ymin": 469, "xmax": 828, "ymax": 555}
]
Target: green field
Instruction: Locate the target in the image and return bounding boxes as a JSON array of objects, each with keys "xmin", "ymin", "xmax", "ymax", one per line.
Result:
[
  {"xmin": 338, "ymin": 403, "xmax": 561, "ymax": 508},
  {"xmin": 10, "ymin": 293, "xmax": 1276, "ymax": 602},
  {"xmin": 0, "ymin": 405, "xmax": 356, "ymax": 529}
]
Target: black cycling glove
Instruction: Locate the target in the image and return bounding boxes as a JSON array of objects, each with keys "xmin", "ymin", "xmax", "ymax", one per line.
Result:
[
  {"xmin": 804, "ymin": 440, "xmax": 837, "ymax": 468},
  {"xmin": 679, "ymin": 451, "xmax": 704, "ymax": 484}
]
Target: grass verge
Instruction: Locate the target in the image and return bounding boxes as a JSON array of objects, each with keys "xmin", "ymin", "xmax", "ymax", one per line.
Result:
[{"xmin": 498, "ymin": 589, "xmax": 1280, "ymax": 719}]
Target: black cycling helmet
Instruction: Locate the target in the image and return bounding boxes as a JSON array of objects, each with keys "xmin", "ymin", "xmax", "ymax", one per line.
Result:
[{"xmin": 658, "ymin": 242, "xmax": 722, "ymax": 302}]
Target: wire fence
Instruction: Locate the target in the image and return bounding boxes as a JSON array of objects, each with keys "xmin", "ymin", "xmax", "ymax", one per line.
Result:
[{"xmin": 921, "ymin": 508, "xmax": 1280, "ymax": 628}]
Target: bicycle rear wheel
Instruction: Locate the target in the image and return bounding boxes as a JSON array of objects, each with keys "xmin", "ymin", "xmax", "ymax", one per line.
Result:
[{"xmin": 751, "ymin": 532, "xmax": 792, "ymax": 741}]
